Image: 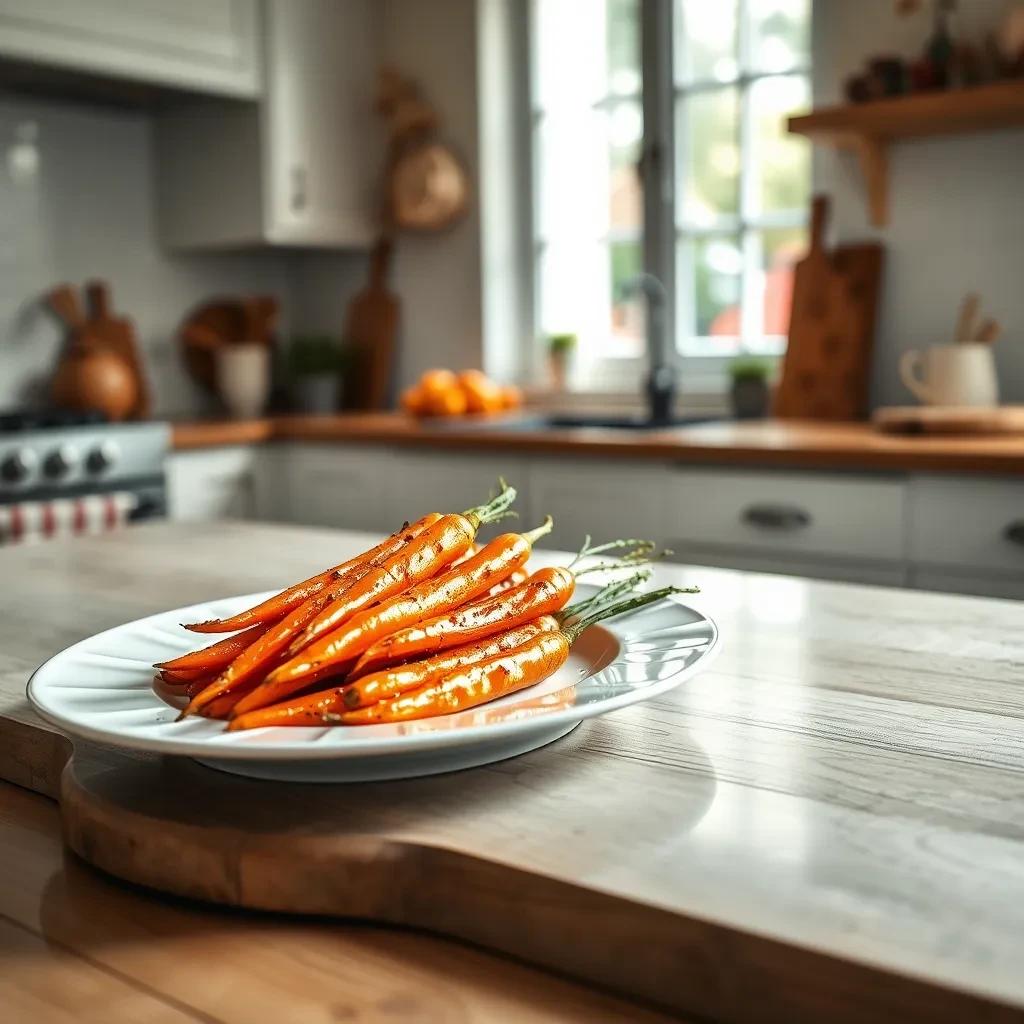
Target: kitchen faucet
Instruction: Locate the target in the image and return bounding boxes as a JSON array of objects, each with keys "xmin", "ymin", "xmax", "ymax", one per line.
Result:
[{"xmin": 622, "ymin": 272, "xmax": 677, "ymax": 426}]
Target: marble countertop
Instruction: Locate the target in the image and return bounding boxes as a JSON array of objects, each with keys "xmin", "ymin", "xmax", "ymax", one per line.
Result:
[{"xmin": 2, "ymin": 522, "xmax": 1024, "ymax": 1019}]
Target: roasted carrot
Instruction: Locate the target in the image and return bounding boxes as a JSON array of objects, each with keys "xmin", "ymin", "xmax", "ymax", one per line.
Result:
[
  {"xmin": 239, "ymin": 516, "xmax": 552, "ymax": 711},
  {"xmin": 228, "ymin": 486, "xmax": 523, "ymax": 716},
  {"xmin": 182, "ymin": 484, "xmax": 517, "ymax": 718},
  {"xmin": 485, "ymin": 567, "xmax": 528, "ymax": 597},
  {"xmin": 347, "ymin": 565, "xmax": 576, "ymax": 677},
  {"xmin": 331, "ymin": 587, "xmax": 683, "ymax": 725},
  {"xmin": 179, "ymin": 515, "xmax": 445, "ymax": 717},
  {"xmin": 227, "ymin": 617, "xmax": 560, "ymax": 730},
  {"xmin": 280, "ymin": 483, "xmax": 519, "ymax": 655},
  {"xmin": 155, "ymin": 621, "xmax": 272, "ymax": 675},
  {"xmin": 181, "ymin": 514, "xmax": 442, "ymax": 634}
]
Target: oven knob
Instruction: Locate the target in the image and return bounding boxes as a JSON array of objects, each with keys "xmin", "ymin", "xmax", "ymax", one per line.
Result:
[
  {"xmin": 1, "ymin": 448, "xmax": 36, "ymax": 483},
  {"xmin": 85, "ymin": 441, "xmax": 119, "ymax": 474},
  {"xmin": 43, "ymin": 445, "xmax": 79, "ymax": 479}
]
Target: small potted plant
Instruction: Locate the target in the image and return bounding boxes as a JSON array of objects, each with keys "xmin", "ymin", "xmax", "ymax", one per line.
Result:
[
  {"xmin": 547, "ymin": 333, "xmax": 577, "ymax": 391},
  {"xmin": 288, "ymin": 335, "xmax": 346, "ymax": 414},
  {"xmin": 728, "ymin": 357, "xmax": 772, "ymax": 420}
]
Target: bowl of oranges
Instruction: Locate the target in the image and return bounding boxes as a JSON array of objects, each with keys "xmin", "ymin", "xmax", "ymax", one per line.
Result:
[{"xmin": 401, "ymin": 369, "xmax": 523, "ymax": 419}]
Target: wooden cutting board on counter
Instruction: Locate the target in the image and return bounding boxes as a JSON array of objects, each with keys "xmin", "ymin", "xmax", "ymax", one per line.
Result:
[
  {"xmin": 774, "ymin": 196, "xmax": 884, "ymax": 421},
  {"xmin": 873, "ymin": 405, "xmax": 1024, "ymax": 435},
  {"xmin": 4, "ymin": 523, "xmax": 1024, "ymax": 1024}
]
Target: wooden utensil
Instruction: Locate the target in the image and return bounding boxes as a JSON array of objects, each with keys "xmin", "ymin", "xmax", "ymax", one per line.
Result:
[
  {"xmin": 46, "ymin": 284, "xmax": 86, "ymax": 333},
  {"xmin": 975, "ymin": 318, "xmax": 1001, "ymax": 344},
  {"xmin": 84, "ymin": 281, "xmax": 151, "ymax": 418},
  {"xmin": 179, "ymin": 297, "xmax": 278, "ymax": 395},
  {"xmin": 954, "ymin": 292, "xmax": 980, "ymax": 343},
  {"xmin": 774, "ymin": 195, "xmax": 885, "ymax": 422},
  {"xmin": 46, "ymin": 282, "xmax": 148, "ymax": 420},
  {"xmin": 343, "ymin": 238, "xmax": 399, "ymax": 410}
]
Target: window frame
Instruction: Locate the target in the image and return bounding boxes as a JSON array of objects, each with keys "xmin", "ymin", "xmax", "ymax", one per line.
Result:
[{"xmin": 524, "ymin": 0, "xmax": 811, "ymax": 395}]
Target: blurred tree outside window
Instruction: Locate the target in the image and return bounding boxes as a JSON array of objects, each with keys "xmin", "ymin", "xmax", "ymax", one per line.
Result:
[{"xmin": 531, "ymin": 0, "xmax": 810, "ymax": 383}]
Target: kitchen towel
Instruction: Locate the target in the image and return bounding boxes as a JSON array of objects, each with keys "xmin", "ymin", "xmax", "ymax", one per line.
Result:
[{"xmin": 0, "ymin": 493, "xmax": 136, "ymax": 546}]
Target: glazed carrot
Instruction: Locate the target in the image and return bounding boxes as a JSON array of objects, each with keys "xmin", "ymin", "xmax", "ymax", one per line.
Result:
[
  {"xmin": 333, "ymin": 587, "xmax": 683, "ymax": 725},
  {"xmin": 155, "ymin": 621, "xmax": 272, "ymax": 674},
  {"xmin": 485, "ymin": 567, "xmax": 528, "ymax": 597},
  {"xmin": 180, "ymin": 514, "xmax": 446, "ymax": 717},
  {"xmin": 228, "ymin": 486, "xmax": 522, "ymax": 715},
  {"xmin": 280, "ymin": 482, "xmax": 518, "ymax": 655},
  {"xmin": 243, "ymin": 517, "xmax": 552, "ymax": 708},
  {"xmin": 227, "ymin": 617, "xmax": 560, "ymax": 730},
  {"xmin": 199, "ymin": 693, "xmax": 239, "ymax": 720},
  {"xmin": 347, "ymin": 565, "xmax": 576, "ymax": 678},
  {"xmin": 184, "ymin": 484, "xmax": 517, "ymax": 718},
  {"xmin": 181, "ymin": 514, "xmax": 442, "ymax": 634}
]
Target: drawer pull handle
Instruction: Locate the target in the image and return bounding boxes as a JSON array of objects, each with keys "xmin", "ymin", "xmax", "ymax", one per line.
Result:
[
  {"xmin": 741, "ymin": 504, "xmax": 812, "ymax": 531},
  {"xmin": 1004, "ymin": 521, "xmax": 1024, "ymax": 547}
]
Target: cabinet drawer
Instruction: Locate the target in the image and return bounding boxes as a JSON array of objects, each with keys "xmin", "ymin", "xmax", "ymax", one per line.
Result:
[
  {"xmin": 668, "ymin": 470, "xmax": 906, "ymax": 562},
  {"xmin": 909, "ymin": 476, "xmax": 1024, "ymax": 576},
  {"xmin": 526, "ymin": 459, "xmax": 668, "ymax": 553}
]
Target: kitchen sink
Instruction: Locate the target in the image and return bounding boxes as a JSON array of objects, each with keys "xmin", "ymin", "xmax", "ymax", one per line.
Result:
[{"xmin": 431, "ymin": 414, "xmax": 722, "ymax": 433}]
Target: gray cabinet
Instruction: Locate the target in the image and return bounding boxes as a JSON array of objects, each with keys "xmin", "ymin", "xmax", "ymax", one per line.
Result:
[
  {"xmin": 156, "ymin": 0, "xmax": 379, "ymax": 249},
  {"xmin": 0, "ymin": 0, "xmax": 261, "ymax": 98}
]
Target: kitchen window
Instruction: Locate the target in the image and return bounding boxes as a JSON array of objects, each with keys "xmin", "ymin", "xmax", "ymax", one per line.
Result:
[{"xmin": 528, "ymin": 0, "xmax": 811, "ymax": 391}]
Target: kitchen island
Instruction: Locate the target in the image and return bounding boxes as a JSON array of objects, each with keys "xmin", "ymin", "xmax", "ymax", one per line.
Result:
[{"xmin": 2, "ymin": 521, "xmax": 1024, "ymax": 1022}]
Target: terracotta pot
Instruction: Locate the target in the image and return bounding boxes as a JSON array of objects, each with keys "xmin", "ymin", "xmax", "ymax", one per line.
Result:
[{"xmin": 51, "ymin": 349, "xmax": 139, "ymax": 421}]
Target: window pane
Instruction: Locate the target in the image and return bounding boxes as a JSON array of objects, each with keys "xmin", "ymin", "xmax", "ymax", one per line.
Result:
[
  {"xmin": 675, "ymin": 0, "xmax": 738, "ymax": 84},
  {"xmin": 607, "ymin": 0, "xmax": 641, "ymax": 96},
  {"xmin": 677, "ymin": 87, "xmax": 740, "ymax": 226},
  {"xmin": 538, "ymin": 242, "xmax": 608, "ymax": 343},
  {"xmin": 609, "ymin": 101, "xmax": 643, "ymax": 233},
  {"xmin": 747, "ymin": 226, "xmax": 805, "ymax": 353},
  {"xmin": 747, "ymin": 0, "xmax": 810, "ymax": 74},
  {"xmin": 747, "ymin": 75, "xmax": 810, "ymax": 216},
  {"xmin": 536, "ymin": 102, "xmax": 642, "ymax": 242},
  {"xmin": 534, "ymin": 0, "xmax": 639, "ymax": 111},
  {"xmin": 678, "ymin": 234, "xmax": 743, "ymax": 355},
  {"xmin": 610, "ymin": 239, "xmax": 645, "ymax": 357}
]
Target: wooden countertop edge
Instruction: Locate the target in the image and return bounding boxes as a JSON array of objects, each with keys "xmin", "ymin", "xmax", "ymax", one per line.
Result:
[{"xmin": 170, "ymin": 415, "xmax": 1024, "ymax": 475}]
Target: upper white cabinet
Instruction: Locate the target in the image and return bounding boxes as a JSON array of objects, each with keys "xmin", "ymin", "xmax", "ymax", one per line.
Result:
[
  {"xmin": 156, "ymin": 0, "xmax": 380, "ymax": 250},
  {"xmin": 0, "ymin": 0, "xmax": 261, "ymax": 98}
]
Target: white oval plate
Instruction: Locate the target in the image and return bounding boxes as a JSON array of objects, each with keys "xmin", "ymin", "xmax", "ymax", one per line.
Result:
[{"xmin": 28, "ymin": 586, "xmax": 718, "ymax": 782}]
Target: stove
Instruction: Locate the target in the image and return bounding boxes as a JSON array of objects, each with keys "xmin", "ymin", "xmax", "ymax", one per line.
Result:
[{"xmin": 0, "ymin": 410, "xmax": 170, "ymax": 543}]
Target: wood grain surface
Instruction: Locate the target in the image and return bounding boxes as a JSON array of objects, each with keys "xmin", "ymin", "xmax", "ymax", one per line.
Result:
[
  {"xmin": 0, "ymin": 781, "xmax": 677, "ymax": 1024},
  {"xmin": 169, "ymin": 413, "xmax": 1024, "ymax": 475},
  {"xmin": 3, "ymin": 523, "xmax": 1024, "ymax": 1022}
]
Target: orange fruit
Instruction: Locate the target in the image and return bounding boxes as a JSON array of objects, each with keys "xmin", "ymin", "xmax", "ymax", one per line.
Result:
[
  {"xmin": 419, "ymin": 369, "xmax": 458, "ymax": 395},
  {"xmin": 500, "ymin": 384, "xmax": 523, "ymax": 410},
  {"xmin": 400, "ymin": 385, "xmax": 426, "ymax": 415},
  {"xmin": 421, "ymin": 386, "xmax": 468, "ymax": 417},
  {"xmin": 457, "ymin": 370, "xmax": 504, "ymax": 414}
]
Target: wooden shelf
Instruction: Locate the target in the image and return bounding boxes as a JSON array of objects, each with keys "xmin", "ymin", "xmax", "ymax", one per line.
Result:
[{"xmin": 788, "ymin": 79, "xmax": 1024, "ymax": 226}]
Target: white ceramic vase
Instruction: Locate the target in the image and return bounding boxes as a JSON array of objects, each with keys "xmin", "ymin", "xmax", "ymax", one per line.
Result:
[{"xmin": 215, "ymin": 344, "xmax": 270, "ymax": 419}]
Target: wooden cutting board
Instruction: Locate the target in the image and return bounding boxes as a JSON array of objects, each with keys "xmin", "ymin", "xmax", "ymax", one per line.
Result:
[
  {"xmin": 774, "ymin": 196, "xmax": 884, "ymax": 421},
  {"xmin": 4, "ymin": 523, "xmax": 1024, "ymax": 1023},
  {"xmin": 344, "ymin": 238, "xmax": 399, "ymax": 410},
  {"xmin": 873, "ymin": 405, "xmax": 1024, "ymax": 435}
]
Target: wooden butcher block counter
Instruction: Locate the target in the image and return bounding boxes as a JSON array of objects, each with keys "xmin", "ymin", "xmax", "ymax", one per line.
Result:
[
  {"xmin": 172, "ymin": 413, "xmax": 1024, "ymax": 475},
  {"xmin": 2, "ymin": 521, "xmax": 1024, "ymax": 1023}
]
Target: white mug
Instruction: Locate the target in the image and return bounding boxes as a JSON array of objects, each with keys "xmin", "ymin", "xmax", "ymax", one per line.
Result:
[
  {"xmin": 215, "ymin": 344, "xmax": 270, "ymax": 419},
  {"xmin": 899, "ymin": 343, "xmax": 998, "ymax": 407}
]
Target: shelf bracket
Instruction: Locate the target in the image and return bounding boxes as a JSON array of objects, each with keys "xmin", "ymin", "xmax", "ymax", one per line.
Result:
[{"xmin": 854, "ymin": 136, "xmax": 888, "ymax": 228}]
